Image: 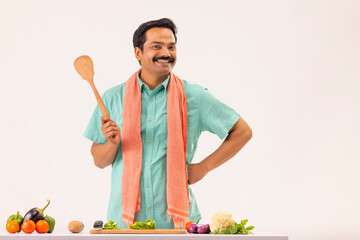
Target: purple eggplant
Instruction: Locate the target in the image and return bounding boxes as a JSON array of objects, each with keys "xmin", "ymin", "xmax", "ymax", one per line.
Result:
[
  {"xmin": 23, "ymin": 199, "xmax": 50, "ymax": 224},
  {"xmin": 197, "ymin": 224, "xmax": 210, "ymax": 234},
  {"xmin": 188, "ymin": 224, "xmax": 198, "ymax": 233}
]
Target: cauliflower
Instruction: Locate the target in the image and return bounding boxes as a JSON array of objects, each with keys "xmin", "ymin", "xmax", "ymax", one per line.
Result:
[{"xmin": 209, "ymin": 210, "xmax": 236, "ymax": 232}]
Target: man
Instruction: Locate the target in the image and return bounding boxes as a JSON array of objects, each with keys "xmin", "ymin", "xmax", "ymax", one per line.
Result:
[{"xmin": 84, "ymin": 18, "xmax": 252, "ymax": 229}]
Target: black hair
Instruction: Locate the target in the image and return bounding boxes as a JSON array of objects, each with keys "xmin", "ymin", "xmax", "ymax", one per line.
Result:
[{"xmin": 133, "ymin": 18, "xmax": 178, "ymax": 52}]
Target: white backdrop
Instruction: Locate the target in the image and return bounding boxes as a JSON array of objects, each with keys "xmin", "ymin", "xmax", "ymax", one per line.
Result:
[{"xmin": 1, "ymin": 0, "xmax": 359, "ymax": 239}]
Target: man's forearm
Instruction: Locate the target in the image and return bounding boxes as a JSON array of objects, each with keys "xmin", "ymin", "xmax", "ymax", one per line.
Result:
[
  {"xmin": 201, "ymin": 118, "xmax": 252, "ymax": 173},
  {"xmin": 91, "ymin": 141, "xmax": 119, "ymax": 169}
]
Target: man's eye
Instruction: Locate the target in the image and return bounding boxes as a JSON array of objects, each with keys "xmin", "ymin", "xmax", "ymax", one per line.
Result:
[
  {"xmin": 153, "ymin": 45, "xmax": 160, "ymax": 49},
  {"xmin": 169, "ymin": 46, "xmax": 176, "ymax": 50}
]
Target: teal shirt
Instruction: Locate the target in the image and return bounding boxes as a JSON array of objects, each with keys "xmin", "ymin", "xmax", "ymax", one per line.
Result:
[{"xmin": 84, "ymin": 72, "xmax": 240, "ymax": 229}]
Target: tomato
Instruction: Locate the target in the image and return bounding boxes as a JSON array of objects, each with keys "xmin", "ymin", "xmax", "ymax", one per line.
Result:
[
  {"xmin": 21, "ymin": 220, "xmax": 36, "ymax": 234},
  {"xmin": 6, "ymin": 220, "xmax": 20, "ymax": 234},
  {"xmin": 36, "ymin": 220, "xmax": 49, "ymax": 234},
  {"xmin": 185, "ymin": 221, "xmax": 195, "ymax": 231}
]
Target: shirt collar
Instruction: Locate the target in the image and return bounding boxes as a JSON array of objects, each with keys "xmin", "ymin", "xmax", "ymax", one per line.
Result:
[{"xmin": 137, "ymin": 71, "xmax": 170, "ymax": 91}]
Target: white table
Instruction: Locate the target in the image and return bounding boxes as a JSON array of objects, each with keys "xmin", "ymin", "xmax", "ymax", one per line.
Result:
[{"xmin": 0, "ymin": 232, "xmax": 288, "ymax": 239}]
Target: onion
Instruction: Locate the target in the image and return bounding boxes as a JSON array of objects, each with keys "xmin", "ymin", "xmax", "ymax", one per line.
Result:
[
  {"xmin": 197, "ymin": 224, "xmax": 210, "ymax": 234},
  {"xmin": 188, "ymin": 224, "xmax": 198, "ymax": 233}
]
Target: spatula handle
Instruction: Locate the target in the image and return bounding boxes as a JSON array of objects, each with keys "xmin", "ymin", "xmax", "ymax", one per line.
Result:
[{"xmin": 89, "ymin": 82, "xmax": 109, "ymax": 117}]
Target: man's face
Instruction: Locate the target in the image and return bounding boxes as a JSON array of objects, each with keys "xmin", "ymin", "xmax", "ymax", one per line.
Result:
[{"xmin": 135, "ymin": 27, "xmax": 177, "ymax": 77}]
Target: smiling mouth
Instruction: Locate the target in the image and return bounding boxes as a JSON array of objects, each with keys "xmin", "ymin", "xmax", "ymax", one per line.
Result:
[
  {"xmin": 153, "ymin": 58, "xmax": 175, "ymax": 64},
  {"xmin": 155, "ymin": 59, "xmax": 172, "ymax": 63}
]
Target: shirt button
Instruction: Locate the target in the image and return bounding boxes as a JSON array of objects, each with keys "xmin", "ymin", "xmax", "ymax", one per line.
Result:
[
  {"xmin": 145, "ymin": 163, "xmax": 149, "ymax": 166},
  {"xmin": 148, "ymin": 118, "xmax": 152, "ymax": 122},
  {"xmin": 146, "ymin": 184, "xmax": 150, "ymax": 188},
  {"xmin": 144, "ymin": 85, "xmax": 148, "ymax": 89},
  {"xmin": 147, "ymin": 139, "xmax": 151, "ymax": 143},
  {"xmin": 150, "ymin": 97, "xmax": 153, "ymax": 101},
  {"xmin": 147, "ymin": 208, "xmax": 151, "ymax": 211}
]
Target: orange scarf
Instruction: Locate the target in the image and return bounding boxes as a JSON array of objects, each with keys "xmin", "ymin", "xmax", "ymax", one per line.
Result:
[{"xmin": 121, "ymin": 69, "xmax": 189, "ymax": 228}]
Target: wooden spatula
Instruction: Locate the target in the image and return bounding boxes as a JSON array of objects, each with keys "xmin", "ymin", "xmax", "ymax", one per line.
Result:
[{"xmin": 74, "ymin": 55, "xmax": 109, "ymax": 117}]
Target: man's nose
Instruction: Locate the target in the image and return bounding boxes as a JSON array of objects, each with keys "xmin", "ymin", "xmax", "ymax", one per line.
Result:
[{"xmin": 160, "ymin": 46, "xmax": 171, "ymax": 57}]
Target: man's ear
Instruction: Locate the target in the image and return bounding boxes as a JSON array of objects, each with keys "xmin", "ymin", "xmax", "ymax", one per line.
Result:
[{"xmin": 134, "ymin": 47, "xmax": 142, "ymax": 62}]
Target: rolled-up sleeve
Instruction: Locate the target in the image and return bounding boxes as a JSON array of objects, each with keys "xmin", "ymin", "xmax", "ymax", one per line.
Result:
[
  {"xmin": 83, "ymin": 93, "xmax": 108, "ymax": 144},
  {"xmin": 199, "ymin": 88, "xmax": 241, "ymax": 140}
]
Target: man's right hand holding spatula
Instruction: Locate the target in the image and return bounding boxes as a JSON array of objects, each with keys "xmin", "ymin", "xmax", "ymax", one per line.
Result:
[{"xmin": 74, "ymin": 55, "xmax": 120, "ymax": 168}]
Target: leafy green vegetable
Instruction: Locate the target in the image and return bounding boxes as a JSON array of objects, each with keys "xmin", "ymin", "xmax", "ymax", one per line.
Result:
[
  {"xmin": 221, "ymin": 229, "xmax": 231, "ymax": 234},
  {"xmin": 230, "ymin": 224, "xmax": 241, "ymax": 234},
  {"xmin": 241, "ymin": 219, "xmax": 248, "ymax": 226},
  {"xmin": 210, "ymin": 219, "xmax": 254, "ymax": 235}
]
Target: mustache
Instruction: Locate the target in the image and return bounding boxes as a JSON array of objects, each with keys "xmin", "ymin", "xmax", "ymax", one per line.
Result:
[{"xmin": 153, "ymin": 56, "xmax": 175, "ymax": 62}]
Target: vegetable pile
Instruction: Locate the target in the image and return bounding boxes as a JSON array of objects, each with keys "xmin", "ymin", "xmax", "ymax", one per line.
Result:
[
  {"xmin": 6, "ymin": 199, "xmax": 55, "ymax": 234},
  {"xmin": 130, "ymin": 219, "xmax": 156, "ymax": 229},
  {"xmin": 209, "ymin": 210, "xmax": 255, "ymax": 235},
  {"xmin": 91, "ymin": 219, "xmax": 156, "ymax": 231},
  {"xmin": 184, "ymin": 210, "xmax": 255, "ymax": 235},
  {"xmin": 211, "ymin": 219, "xmax": 255, "ymax": 235}
]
